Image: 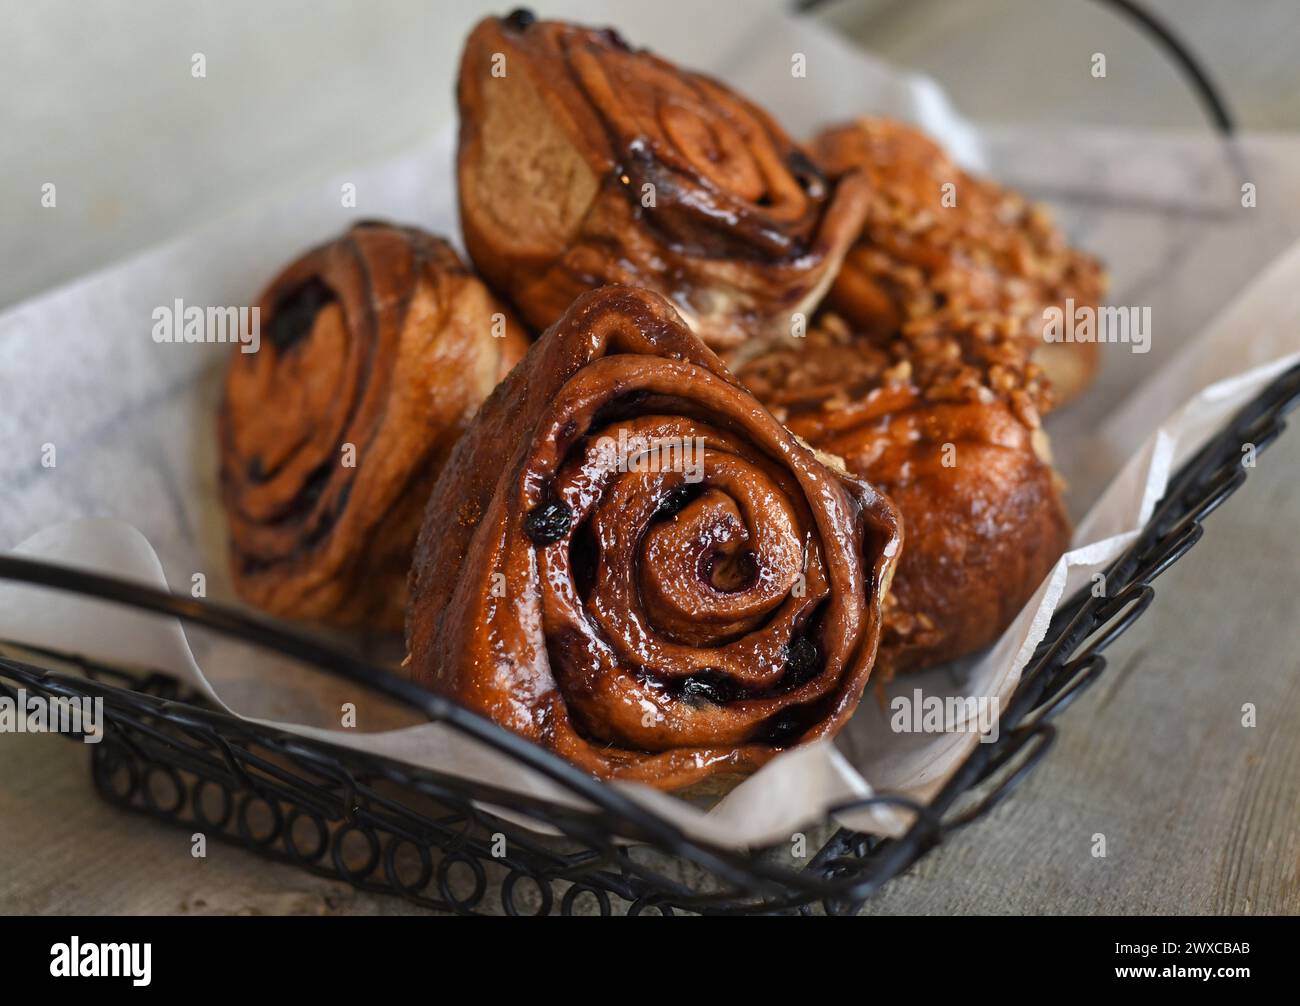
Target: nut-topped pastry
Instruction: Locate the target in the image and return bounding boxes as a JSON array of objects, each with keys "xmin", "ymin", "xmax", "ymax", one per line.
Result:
[
  {"xmin": 456, "ymin": 11, "xmax": 870, "ymax": 352},
  {"xmin": 737, "ymin": 311, "xmax": 1070, "ymax": 675},
  {"xmin": 814, "ymin": 117, "xmax": 1108, "ymax": 405}
]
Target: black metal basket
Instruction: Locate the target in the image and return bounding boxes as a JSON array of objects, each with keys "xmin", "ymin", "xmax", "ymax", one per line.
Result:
[
  {"xmin": 0, "ymin": 0, "xmax": 1277, "ymax": 917},
  {"xmin": 2, "ymin": 361, "xmax": 1296, "ymax": 915}
]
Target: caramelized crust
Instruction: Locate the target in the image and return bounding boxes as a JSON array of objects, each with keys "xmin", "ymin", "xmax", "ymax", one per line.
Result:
[
  {"xmin": 814, "ymin": 117, "xmax": 1108, "ymax": 405},
  {"xmin": 406, "ymin": 287, "xmax": 901, "ymax": 788},
  {"xmin": 736, "ymin": 313, "xmax": 1070, "ymax": 675},
  {"xmin": 456, "ymin": 14, "xmax": 870, "ymax": 351},
  {"xmin": 219, "ymin": 222, "xmax": 528, "ymax": 629}
]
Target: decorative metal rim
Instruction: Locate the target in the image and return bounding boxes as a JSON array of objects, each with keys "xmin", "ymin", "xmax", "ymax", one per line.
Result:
[{"xmin": 2, "ymin": 361, "xmax": 1297, "ymax": 914}]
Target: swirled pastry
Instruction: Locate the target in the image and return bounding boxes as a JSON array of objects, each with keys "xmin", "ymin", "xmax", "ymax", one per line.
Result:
[
  {"xmin": 455, "ymin": 11, "xmax": 870, "ymax": 352},
  {"xmin": 737, "ymin": 312, "xmax": 1070, "ymax": 675},
  {"xmin": 219, "ymin": 221, "xmax": 529, "ymax": 630},
  {"xmin": 813, "ymin": 117, "xmax": 1107, "ymax": 404},
  {"xmin": 406, "ymin": 286, "xmax": 901, "ymax": 788}
]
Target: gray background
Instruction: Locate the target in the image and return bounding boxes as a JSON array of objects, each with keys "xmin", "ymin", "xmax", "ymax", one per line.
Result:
[{"xmin": 7, "ymin": 0, "xmax": 1300, "ymax": 310}]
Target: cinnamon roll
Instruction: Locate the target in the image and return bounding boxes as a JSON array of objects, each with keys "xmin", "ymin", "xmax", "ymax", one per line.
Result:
[
  {"xmin": 406, "ymin": 286, "xmax": 901, "ymax": 789},
  {"xmin": 737, "ymin": 312, "xmax": 1070, "ymax": 676},
  {"xmin": 813, "ymin": 117, "xmax": 1107, "ymax": 405},
  {"xmin": 220, "ymin": 221, "xmax": 528, "ymax": 630},
  {"xmin": 455, "ymin": 11, "xmax": 870, "ymax": 352}
]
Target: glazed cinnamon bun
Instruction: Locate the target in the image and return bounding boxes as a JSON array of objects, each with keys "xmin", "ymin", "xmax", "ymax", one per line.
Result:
[
  {"xmin": 456, "ymin": 12, "xmax": 870, "ymax": 352},
  {"xmin": 219, "ymin": 221, "xmax": 528, "ymax": 630},
  {"xmin": 406, "ymin": 286, "xmax": 902, "ymax": 788}
]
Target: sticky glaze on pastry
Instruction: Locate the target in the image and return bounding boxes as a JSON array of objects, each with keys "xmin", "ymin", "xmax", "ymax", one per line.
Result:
[
  {"xmin": 737, "ymin": 311, "xmax": 1070, "ymax": 676},
  {"xmin": 455, "ymin": 13, "xmax": 870, "ymax": 352},
  {"xmin": 405, "ymin": 286, "xmax": 901, "ymax": 788}
]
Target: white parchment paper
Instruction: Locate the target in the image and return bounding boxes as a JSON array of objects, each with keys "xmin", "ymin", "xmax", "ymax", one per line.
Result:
[{"xmin": 3, "ymin": 12, "xmax": 1300, "ymax": 846}]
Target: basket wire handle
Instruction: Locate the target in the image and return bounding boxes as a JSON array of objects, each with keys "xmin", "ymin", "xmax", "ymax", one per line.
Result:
[{"xmin": 796, "ymin": 0, "xmax": 1235, "ymax": 134}]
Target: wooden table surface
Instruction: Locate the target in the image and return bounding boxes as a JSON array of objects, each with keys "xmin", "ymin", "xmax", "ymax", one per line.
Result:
[{"xmin": 2, "ymin": 0, "xmax": 1298, "ymax": 916}]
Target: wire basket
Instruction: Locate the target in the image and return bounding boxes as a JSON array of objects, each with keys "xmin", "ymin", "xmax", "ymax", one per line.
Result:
[{"xmin": 2, "ymin": 361, "xmax": 1296, "ymax": 915}]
